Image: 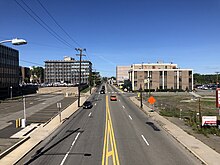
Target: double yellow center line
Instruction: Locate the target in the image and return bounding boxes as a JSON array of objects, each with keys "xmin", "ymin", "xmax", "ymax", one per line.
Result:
[{"xmin": 102, "ymin": 95, "xmax": 120, "ymax": 165}]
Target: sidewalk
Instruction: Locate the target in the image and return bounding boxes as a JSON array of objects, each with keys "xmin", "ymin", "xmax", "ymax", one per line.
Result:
[
  {"xmin": 0, "ymin": 89, "xmax": 93, "ymax": 165},
  {"xmin": 130, "ymin": 96, "xmax": 220, "ymax": 165}
]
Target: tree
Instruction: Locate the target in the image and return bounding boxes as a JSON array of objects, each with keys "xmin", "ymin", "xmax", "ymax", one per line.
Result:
[
  {"xmin": 123, "ymin": 80, "xmax": 132, "ymax": 91},
  {"xmin": 30, "ymin": 66, "xmax": 44, "ymax": 83},
  {"xmin": 194, "ymin": 73, "xmax": 217, "ymax": 85}
]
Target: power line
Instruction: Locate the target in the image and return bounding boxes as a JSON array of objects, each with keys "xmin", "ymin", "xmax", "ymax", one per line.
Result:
[
  {"xmin": 14, "ymin": 0, "xmax": 74, "ymax": 49},
  {"xmin": 29, "ymin": 42, "xmax": 72, "ymax": 50},
  {"xmin": 35, "ymin": 0, "xmax": 95, "ymax": 68},
  {"xmin": 20, "ymin": 59, "xmax": 44, "ymax": 67},
  {"xmin": 36, "ymin": 0, "xmax": 82, "ymax": 48},
  {"xmin": 14, "ymin": 0, "xmax": 97, "ymax": 75}
]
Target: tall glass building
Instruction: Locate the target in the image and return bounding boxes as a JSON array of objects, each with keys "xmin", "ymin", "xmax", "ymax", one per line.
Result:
[{"xmin": 0, "ymin": 44, "xmax": 19, "ymax": 89}]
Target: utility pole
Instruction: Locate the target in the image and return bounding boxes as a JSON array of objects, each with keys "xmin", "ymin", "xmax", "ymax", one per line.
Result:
[
  {"xmin": 140, "ymin": 84, "xmax": 143, "ymax": 108},
  {"xmin": 75, "ymin": 48, "xmax": 86, "ymax": 107},
  {"xmin": 198, "ymin": 97, "xmax": 202, "ymax": 127},
  {"xmin": 89, "ymin": 68, "xmax": 92, "ymax": 94},
  {"xmin": 216, "ymin": 72, "xmax": 219, "ymax": 88}
]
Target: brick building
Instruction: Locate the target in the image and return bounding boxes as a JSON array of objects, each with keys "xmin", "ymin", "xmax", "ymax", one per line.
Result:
[
  {"xmin": 128, "ymin": 62, "xmax": 193, "ymax": 91},
  {"xmin": 116, "ymin": 66, "xmax": 130, "ymax": 85}
]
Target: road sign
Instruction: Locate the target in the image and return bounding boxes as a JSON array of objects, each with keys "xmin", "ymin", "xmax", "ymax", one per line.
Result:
[
  {"xmin": 202, "ymin": 116, "xmax": 217, "ymax": 126},
  {"xmin": 57, "ymin": 103, "xmax": 62, "ymax": 108},
  {"xmin": 148, "ymin": 96, "xmax": 156, "ymax": 105}
]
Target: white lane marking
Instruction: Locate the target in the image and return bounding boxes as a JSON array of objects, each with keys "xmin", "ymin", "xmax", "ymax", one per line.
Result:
[
  {"xmin": 128, "ymin": 115, "xmax": 133, "ymax": 120},
  {"xmin": 119, "ymin": 100, "xmax": 121, "ymax": 102},
  {"xmin": 141, "ymin": 135, "xmax": 149, "ymax": 146},
  {"xmin": 88, "ymin": 112, "xmax": 92, "ymax": 117},
  {"xmin": 60, "ymin": 132, "xmax": 80, "ymax": 165},
  {"xmin": 122, "ymin": 105, "xmax": 125, "ymax": 109},
  {"xmin": 95, "ymin": 103, "xmax": 97, "ymax": 106}
]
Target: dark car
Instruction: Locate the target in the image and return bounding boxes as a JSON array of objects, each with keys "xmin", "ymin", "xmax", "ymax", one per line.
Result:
[
  {"xmin": 83, "ymin": 101, "xmax": 93, "ymax": 109},
  {"xmin": 100, "ymin": 89, "xmax": 105, "ymax": 94}
]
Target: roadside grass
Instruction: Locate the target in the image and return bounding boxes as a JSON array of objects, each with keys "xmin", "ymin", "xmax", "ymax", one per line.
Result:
[
  {"xmin": 81, "ymin": 87, "xmax": 90, "ymax": 93},
  {"xmin": 142, "ymin": 93, "xmax": 220, "ymax": 136}
]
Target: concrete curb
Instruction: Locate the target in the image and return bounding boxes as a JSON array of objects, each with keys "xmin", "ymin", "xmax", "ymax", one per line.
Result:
[{"xmin": 0, "ymin": 136, "xmax": 30, "ymax": 160}]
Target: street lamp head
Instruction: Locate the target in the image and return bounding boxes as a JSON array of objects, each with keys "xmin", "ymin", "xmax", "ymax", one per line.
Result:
[
  {"xmin": 0, "ymin": 38, "xmax": 27, "ymax": 45},
  {"xmin": 11, "ymin": 38, "xmax": 27, "ymax": 45}
]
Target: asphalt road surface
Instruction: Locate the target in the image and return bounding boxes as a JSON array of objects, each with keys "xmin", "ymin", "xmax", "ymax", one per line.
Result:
[{"xmin": 18, "ymin": 84, "xmax": 201, "ymax": 165}]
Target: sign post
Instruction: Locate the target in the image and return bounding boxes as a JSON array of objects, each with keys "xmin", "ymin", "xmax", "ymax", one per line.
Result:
[
  {"xmin": 148, "ymin": 96, "xmax": 156, "ymax": 112},
  {"xmin": 57, "ymin": 103, "xmax": 62, "ymax": 122}
]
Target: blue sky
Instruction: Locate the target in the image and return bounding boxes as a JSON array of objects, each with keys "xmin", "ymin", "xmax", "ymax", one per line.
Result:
[{"xmin": 1, "ymin": 0, "xmax": 220, "ymax": 76}]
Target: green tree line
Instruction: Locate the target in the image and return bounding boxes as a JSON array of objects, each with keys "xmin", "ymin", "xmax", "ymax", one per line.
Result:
[{"xmin": 194, "ymin": 73, "xmax": 219, "ymax": 85}]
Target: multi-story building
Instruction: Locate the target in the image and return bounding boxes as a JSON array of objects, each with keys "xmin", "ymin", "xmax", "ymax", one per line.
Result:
[
  {"xmin": 116, "ymin": 66, "xmax": 130, "ymax": 86},
  {"xmin": 128, "ymin": 62, "xmax": 193, "ymax": 91},
  {"xmin": 44, "ymin": 56, "xmax": 92, "ymax": 85},
  {"xmin": 19, "ymin": 66, "xmax": 31, "ymax": 84},
  {"xmin": 0, "ymin": 44, "xmax": 19, "ymax": 89}
]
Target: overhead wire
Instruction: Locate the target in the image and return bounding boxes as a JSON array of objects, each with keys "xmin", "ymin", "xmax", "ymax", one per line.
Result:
[
  {"xmin": 14, "ymin": 0, "xmax": 105, "ymax": 75},
  {"xmin": 14, "ymin": 0, "xmax": 74, "ymax": 49},
  {"xmin": 35, "ymin": 0, "xmax": 95, "ymax": 68},
  {"xmin": 35, "ymin": 0, "xmax": 95, "ymax": 67},
  {"xmin": 36, "ymin": 0, "xmax": 82, "ymax": 48},
  {"xmin": 20, "ymin": 59, "xmax": 44, "ymax": 67}
]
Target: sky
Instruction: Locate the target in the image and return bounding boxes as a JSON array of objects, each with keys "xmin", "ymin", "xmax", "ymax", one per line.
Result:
[{"xmin": 1, "ymin": 0, "xmax": 220, "ymax": 77}]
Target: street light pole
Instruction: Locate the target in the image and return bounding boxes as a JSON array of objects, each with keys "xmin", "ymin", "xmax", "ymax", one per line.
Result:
[
  {"xmin": 21, "ymin": 95, "xmax": 26, "ymax": 128},
  {"xmin": 75, "ymin": 48, "xmax": 86, "ymax": 107}
]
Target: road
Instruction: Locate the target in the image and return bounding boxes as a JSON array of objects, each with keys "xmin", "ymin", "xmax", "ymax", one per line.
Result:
[{"xmin": 18, "ymin": 84, "xmax": 201, "ymax": 165}]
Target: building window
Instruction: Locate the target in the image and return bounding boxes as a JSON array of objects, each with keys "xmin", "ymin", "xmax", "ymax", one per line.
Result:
[
  {"xmin": 134, "ymin": 81, "xmax": 137, "ymax": 87},
  {"xmin": 189, "ymin": 71, "xmax": 192, "ymax": 76},
  {"xmin": 144, "ymin": 71, "xmax": 148, "ymax": 79},
  {"xmin": 134, "ymin": 71, "xmax": 137, "ymax": 79}
]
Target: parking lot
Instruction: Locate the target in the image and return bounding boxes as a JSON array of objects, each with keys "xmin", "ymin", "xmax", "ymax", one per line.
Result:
[{"xmin": 0, "ymin": 93, "xmax": 77, "ymax": 154}]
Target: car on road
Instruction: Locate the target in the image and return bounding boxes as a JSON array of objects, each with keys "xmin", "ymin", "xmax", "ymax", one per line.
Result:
[
  {"xmin": 83, "ymin": 101, "xmax": 93, "ymax": 109},
  {"xmin": 100, "ymin": 89, "xmax": 105, "ymax": 94},
  {"xmin": 110, "ymin": 95, "xmax": 117, "ymax": 101}
]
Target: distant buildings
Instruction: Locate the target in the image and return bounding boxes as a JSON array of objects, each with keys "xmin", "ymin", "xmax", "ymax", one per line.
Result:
[
  {"xmin": 19, "ymin": 66, "xmax": 31, "ymax": 84},
  {"xmin": 117, "ymin": 62, "xmax": 193, "ymax": 91},
  {"xmin": 44, "ymin": 56, "xmax": 92, "ymax": 85},
  {"xmin": 116, "ymin": 66, "xmax": 130, "ymax": 86},
  {"xmin": 0, "ymin": 44, "xmax": 19, "ymax": 89}
]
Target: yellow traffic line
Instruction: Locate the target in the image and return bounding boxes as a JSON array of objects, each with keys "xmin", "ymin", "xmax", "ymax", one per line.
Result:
[{"xmin": 102, "ymin": 95, "xmax": 120, "ymax": 165}]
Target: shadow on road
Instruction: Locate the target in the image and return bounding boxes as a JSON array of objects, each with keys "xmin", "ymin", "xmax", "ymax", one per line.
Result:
[
  {"xmin": 146, "ymin": 122, "xmax": 160, "ymax": 131},
  {"xmin": 22, "ymin": 128, "xmax": 87, "ymax": 165}
]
